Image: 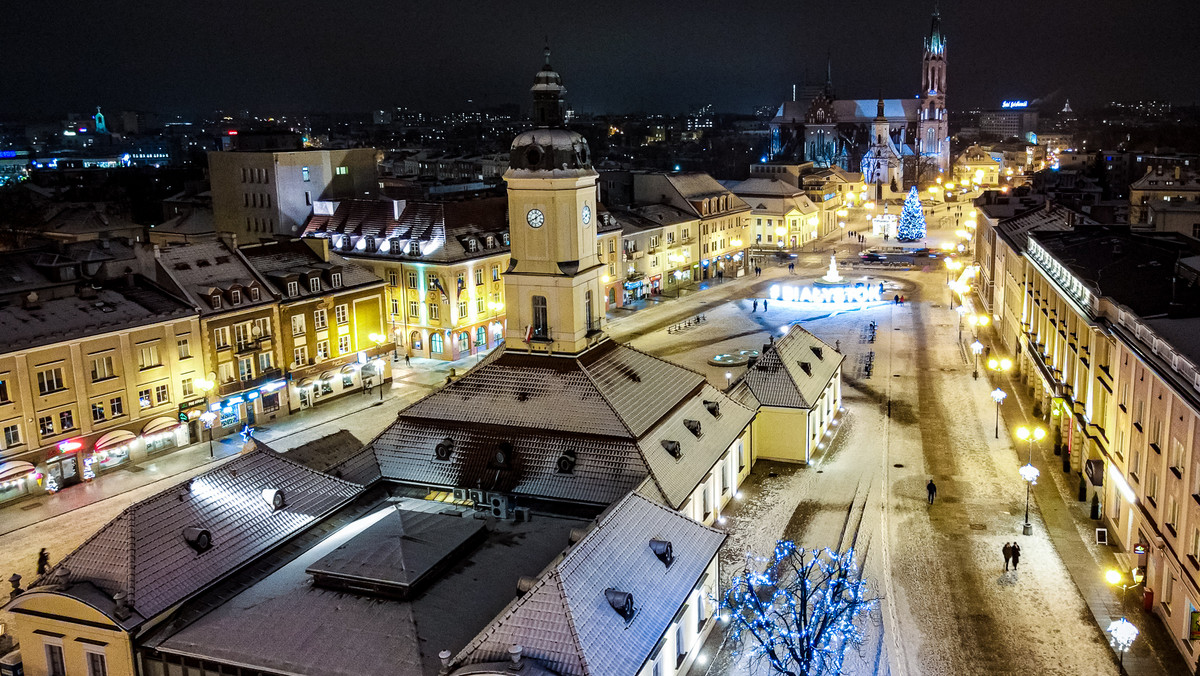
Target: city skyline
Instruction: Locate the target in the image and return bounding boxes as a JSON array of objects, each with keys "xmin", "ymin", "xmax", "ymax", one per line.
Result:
[{"xmin": 6, "ymin": 0, "xmax": 1200, "ymax": 117}]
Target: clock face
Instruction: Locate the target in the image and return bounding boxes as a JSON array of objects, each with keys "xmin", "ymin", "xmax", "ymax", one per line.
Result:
[
  {"xmin": 526, "ymin": 209, "xmax": 545, "ymax": 228},
  {"xmin": 582, "ymin": 204, "xmax": 592, "ymax": 225}
]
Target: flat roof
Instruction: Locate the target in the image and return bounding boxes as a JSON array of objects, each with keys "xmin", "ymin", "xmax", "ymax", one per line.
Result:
[{"xmin": 154, "ymin": 497, "xmax": 588, "ymax": 676}]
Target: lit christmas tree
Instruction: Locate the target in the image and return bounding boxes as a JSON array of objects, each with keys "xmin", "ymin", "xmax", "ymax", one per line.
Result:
[
  {"xmin": 896, "ymin": 187, "xmax": 926, "ymax": 241},
  {"xmin": 720, "ymin": 540, "xmax": 879, "ymax": 675}
]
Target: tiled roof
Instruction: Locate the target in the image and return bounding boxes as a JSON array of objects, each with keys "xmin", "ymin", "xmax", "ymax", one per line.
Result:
[
  {"xmin": 453, "ymin": 492, "xmax": 726, "ymax": 676},
  {"xmin": 373, "ymin": 420, "xmax": 647, "ymax": 505},
  {"xmin": 739, "ymin": 327, "xmax": 842, "ymax": 410},
  {"xmin": 43, "ymin": 450, "xmax": 363, "ymax": 624},
  {"xmin": 156, "ymin": 240, "xmax": 276, "ymax": 315},
  {"xmin": 274, "ymin": 429, "xmax": 380, "ymax": 485},
  {"xmin": 579, "ymin": 344, "xmax": 707, "ymax": 437},
  {"xmin": 239, "ymin": 239, "xmax": 383, "ymax": 299},
  {"xmin": 995, "ymin": 203, "xmax": 1093, "ymax": 252}
]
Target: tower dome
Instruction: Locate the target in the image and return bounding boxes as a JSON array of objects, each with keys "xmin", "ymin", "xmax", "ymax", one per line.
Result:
[{"xmin": 509, "ymin": 46, "xmax": 593, "ymax": 175}]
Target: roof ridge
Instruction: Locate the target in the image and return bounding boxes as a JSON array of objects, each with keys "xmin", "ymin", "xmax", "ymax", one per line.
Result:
[{"xmin": 554, "ymin": 570, "xmax": 593, "ymax": 676}]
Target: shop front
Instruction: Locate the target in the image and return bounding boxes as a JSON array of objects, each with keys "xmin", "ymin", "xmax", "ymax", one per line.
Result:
[
  {"xmin": 649, "ymin": 274, "xmax": 663, "ymax": 295},
  {"xmin": 623, "ymin": 277, "xmax": 645, "ymax": 304},
  {"xmin": 92, "ymin": 429, "xmax": 136, "ymax": 471},
  {"xmin": 45, "ymin": 439, "xmax": 86, "ymax": 492},
  {"xmin": 208, "ymin": 378, "xmax": 287, "ymax": 436},
  {"xmin": 288, "ymin": 346, "xmax": 389, "ymax": 412},
  {"xmin": 0, "ymin": 460, "xmax": 38, "ymax": 504}
]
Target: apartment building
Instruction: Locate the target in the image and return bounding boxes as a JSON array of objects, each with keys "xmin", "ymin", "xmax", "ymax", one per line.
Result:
[
  {"xmin": 0, "ymin": 243, "xmax": 199, "ymax": 505},
  {"xmin": 240, "ymin": 238, "xmax": 391, "ymax": 411},
  {"xmin": 632, "ymin": 172, "xmax": 751, "ymax": 280},
  {"xmin": 209, "ymin": 148, "xmax": 377, "ymax": 241},
  {"xmin": 613, "ymin": 204, "xmax": 700, "ymax": 300},
  {"xmin": 727, "ymin": 175, "xmax": 820, "ymax": 249}
]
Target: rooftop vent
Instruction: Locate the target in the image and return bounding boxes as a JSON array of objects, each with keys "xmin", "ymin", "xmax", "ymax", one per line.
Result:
[
  {"xmin": 661, "ymin": 439, "xmax": 682, "ymax": 459},
  {"xmin": 435, "ymin": 437, "xmax": 454, "ymax": 460},
  {"xmin": 183, "ymin": 527, "xmax": 213, "ymax": 553},
  {"xmin": 604, "ymin": 588, "xmax": 636, "ymax": 622},
  {"xmin": 556, "ymin": 449, "xmax": 576, "ymax": 474},
  {"xmin": 261, "ymin": 488, "xmax": 286, "ymax": 511},
  {"xmin": 703, "ymin": 400, "xmax": 721, "ymax": 417},
  {"xmin": 494, "ymin": 441, "xmax": 514, "ymax": 468},
  {"xmin": 173, "ymin": 262, "xmax": 191, "ymax": 271},
  {"xmin": 811, "ymin": 346, "xmax": 824, "ymax": 360},
  {"xmin": 683, "ymin": 419, "xmax": 702, "ymax": 438},
  {"xmin": 196, "ymin": 259, "xmax": 211, "ymax": 267},
  {"xmin": 516, "ymin": 576, "xmax": 538, "ymax": 595},
  {"xmin": 649, "ymin": 539, "xmax": 674, "ymax": 568},
  {"xmin": 112, "ymin": 591, "xmax": 132, "ymax": 621},
  {"xmin": 568, "ymin": 527, "xmax": 589, "ymax": 545},
  {"xmin": 799, "ymin": 361, "xmax": 813, "ymax": 376}
]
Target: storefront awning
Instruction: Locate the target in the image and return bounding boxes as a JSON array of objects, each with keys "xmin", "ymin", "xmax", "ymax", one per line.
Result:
[
  {"xmin": 319, "ymin": 372, "xmax": 334, "ymax": 383},
  {"xmin": 94, "ymin": 430, "xmax": 137, "ymax": 451},
  {"xmin": 298, "ymin": 378, "xmax": 314, "ymax": 388},
  {"xmin": 341, "ymin": 363, "xmax": 358, "ymax": 374},
  {"xmin": 142, "ymin": 417, "xmax": 180, "ymax": 436},
  {"xmin": 0, "ymin": 461, "xmax": 36, "ymax": 482}
]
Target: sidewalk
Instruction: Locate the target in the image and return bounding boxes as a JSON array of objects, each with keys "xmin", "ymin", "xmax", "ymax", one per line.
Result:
[
  {"xmin": 992, "ymin": 351, "xmax": 1190, "ymax": 674},
  {"xmin": 0, "ymin": 355, "xmax": 469, "ymax": 538}
]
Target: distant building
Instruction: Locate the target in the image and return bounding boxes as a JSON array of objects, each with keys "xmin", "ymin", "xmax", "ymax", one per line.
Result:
[
  {"xmin": 1129, "ymin": 165, "xmax": 1200, "ymax": 223},
  {"xmin": 208, "ymin": 148, "xmax": 378, "ymax": 242}
]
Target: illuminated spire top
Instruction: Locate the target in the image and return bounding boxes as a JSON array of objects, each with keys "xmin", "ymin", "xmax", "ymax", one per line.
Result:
[{"xmin": 925, "ymin": 3, "xmax": 945, "ymax": 56}]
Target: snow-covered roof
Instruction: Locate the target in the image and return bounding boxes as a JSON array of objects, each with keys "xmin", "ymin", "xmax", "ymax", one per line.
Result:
[
  {"xmin": 452, "ymin": 491, "xmax": 725, "ymax": 676},
  {"xmin": 735, "ymin": 326, "xmax": 842, "ymax": 410}
]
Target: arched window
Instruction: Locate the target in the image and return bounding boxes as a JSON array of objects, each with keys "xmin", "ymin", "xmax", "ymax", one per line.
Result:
[
  {"xmin": 410, "ymin": 331, "xmax": 422, "ymax": 350},
  {"xmin": 532, "ymin": 296, "xmax": 548, "ymax": 338},
  {"xmin": 458, "ymin": 332, "xmax": 470, "ymax": 352},
  {"xmin": 431, "ymin": 332, "xmax": 444, "ymax": 353}
]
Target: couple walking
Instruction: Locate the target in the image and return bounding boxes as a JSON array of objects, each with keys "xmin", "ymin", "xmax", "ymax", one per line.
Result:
[{"xmin": 1003, "ymin": 542, "xmax": 1022, "ymax": 570}]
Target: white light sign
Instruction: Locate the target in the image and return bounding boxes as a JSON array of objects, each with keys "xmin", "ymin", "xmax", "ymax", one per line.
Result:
[
  {"xmin": 1001, "ymin": 101, "xmax": 1029, "ymax": 109},
  {"xmin": 769, "ymin": 284, "xmax": 883, "ymax": 304}
]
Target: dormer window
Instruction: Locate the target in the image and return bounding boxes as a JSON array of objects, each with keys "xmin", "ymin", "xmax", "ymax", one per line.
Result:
[
  {"xmin": 331, "ymin": 272, "xmax": 342, "ymax": 287},
  {"xmin": 287, "ymin": 281, "xmax": 298, "ymax": 297},
  {"xmin": 309, "ymin": 277, "xmax": 321, "ymax": 293},
  {"xmin": 467, "ymin": 239, "xmax": 478, "ymax": 253},
  {"xmin": 231, "ymin": 289, "xmax": 241, "ymax": 305},
  {"xmin": 250, "ymin": 287, "xmax": 260, "ymax": 301},
  {"xmin": 486, "ymin": 235, "xmax": 496, "ymax": 248},
  {"xmin": 363, "ymin": 236, "xmax": 375, "ymax": 252},
  {"xmin": 408, "ymin": 241, "xmax": 420, "ymax": 256},
  {"xmin": 502, "ymin": 233, "xmax": 510, "ymax": 245},
  {"xmin": 211, "ymin": 294, "xmax": 222, "ymax": 310}
]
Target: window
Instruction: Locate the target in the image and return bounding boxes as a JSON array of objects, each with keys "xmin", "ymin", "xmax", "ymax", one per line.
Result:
[
  {"xmin": 85, "ymin": 649, "xmax": 107, "ymax": 676},
  {"xmin": 0, "ymin": 379, "xmax": 8, "ymax": 402},
  {"xmin": 44, "ymin": 642, "xmax": 65, "ymax": 676},
  {"xmin": 682, "ymin": 227, "xmax": 690, "ymax": 239},
  {"xmin": 427, "ymin": 273, "xmax": 439, "ymax": 288},
  {"xmin": 38, "ymin": 416, "xmax": 54, "ymax": 437},
  {"xmin": 343, "ymin": 372, "xmax": 355, "ymax": 388},
  {"xmin": 2, "ymin": 424, "xmax": 19, "ymax": 448},
  {"xmin": 37, "ymin": 367, "xmax": 65, "ymax": 395},
  {"xmin": 475, "ymin": 269, "xmax": 483, "ymax": 285},
  {"xmin": 1148, "ymin": 470, "xmax": 1159, "ymax": 504},
  {"xmin": 139, "ymin": 388, "xmax": 152, "ymax": 408},
  {"xmin": 338, "ymin": 335, "xmax": 351, "ymax": 354},
  {"xmin": 155, "ymin": 384, "xmax": 169, "ymax": 404},
  {"xmin": 91, "ymin": 355, "xmax": 114, "ymax": 381},
  {"xmin": 609, "ymin": 239, "xmax": 616, "ymax": 253},
  {"xmin": 258, "ymin": 352, "xmax": 273, "ymax": 372},
  {"xmin": 254, "ymin": 317, "xmax": 271, "ymax": 338},
  {"xmin": 492, "ymin": 265, "xmax": 500, "ymax": 281},
  {"xmin": 335, "ymin": 304, "xmax": 349, "ymax": 324},
  {"xmin": 287, "ymin": 280, "xmax": 299, "ymax": 296},
  {"xmin": 291, "ymin": 314, "xmax": 306, "ymax": 336},
  {"xmin": 458, "ymin": 300, "xmax": 468, "ymax": 318},
  {"xmin": 214, "ymin": 327, "xmax": 231, "ymax": 349},
  {"xmin": 238, "ymin": 356, "xmax": 254, "ymax": 381},
  {"xmin": 317, "ymin": 341, "xmax": 330, "ymax": 361},
  {"xmin": 330, "ymin": 272, "xmax": 343, "ymax": 287},
  {"xmin": 336, "ymin": 166, "xmax": 348, "ymax": 175},
  {"xmin": 667, "ymin": 232, "xmax": 675, "ymax": 244},
  {"xmin": 1171, "ymin": 438, "xmax": 1185, "ymax": 473},
  {"xmin": 302, "ymin": 166, "xmax": 310, "ymax": 182},
  {"xmin": 177, "ymin": 338, "xmax": 191, "ymax": 360},
  {"xmin": 314, "ymin": 309, "xmax": 328, "ymax": 329},
  {"xmin": 309, "ymin": 277, "xmax": 321, "ymax": 293},
  {"xmin": 391, "ymin": 298, "xmax": 400, "ymax": 316},
  {"xmin": 650, "ymin": 235, "xmax": 660, "ymax": 248},
  {"xmin": 182, "ymin": 377, "xmax": 194, "ymax": 397},
  {"xmin": 476, "ymin": 326, "xmax": 486, "ymax": 345},
  {"xmin": 110, "ymin": 396, "xmax": 123, "ymax": 417},
  {"xmin": 407, "ymin": 271, "xmax": 418, "ymax": 287},
  {"xmin": 429, "ymin": 303, "xmax": 440, "ymax": 320},
  {"xmin": 1163, "ymin": 570, "xmax": 1175, "ymax": 612},
  {"xmin": 409, "ymin": 300, "xmax": 420, "ymax": 317},
  {"xmin": 235, "ymin": 323, "xmax": 253, "ymax": 351},
  {"xmin": 585, "ymin": 290, "xmax": 594, "ymax": 331},
  {"xmin": 532, "ymin": 296, "xmax": 548, "ymax": 338},
  {"xmin": 59, "ymin": 409, "xmax": 74, "ymax": 431},
  {"xmin": 211, "ymin": 294, "xmax": 222, "ymax": 310},
  {"xmin": 476, "ymin": 296, "xmax": 486, "ymax": 313},
  {"xmin": 431, "ymin": 332, "xmax": 444, "ymax": 353},
  {"xmin": 92, "ymin": 402, "xmax": 106, "ymax": 422},
  {"xmin": 388, "ymin": 270, "xmax": 398, "ymax": 286},
  {"xmin": 139, "ymin": 345, "xmax": 161, "ymax": 369},
  {"xmin": 231, "ymin": 289, "xmax": 241, "ymax": 305},
  {"xmin": 293, "ymin": 346, "xmax": 308, "ymax": 365}
]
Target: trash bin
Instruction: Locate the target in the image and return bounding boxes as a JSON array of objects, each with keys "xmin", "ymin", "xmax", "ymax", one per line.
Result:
[{"xmin": 1143, "ymin": 587, "xmax": 1154, "ymax": 611}]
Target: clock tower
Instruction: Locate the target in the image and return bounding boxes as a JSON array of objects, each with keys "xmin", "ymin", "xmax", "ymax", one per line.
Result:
[{"xmin": 503, "ymin": 47, "xmax": 604, "ymax": 355}]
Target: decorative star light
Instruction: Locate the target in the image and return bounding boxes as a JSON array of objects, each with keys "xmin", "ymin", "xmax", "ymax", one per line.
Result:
[
  {"xmin": 240, "ymin": 425, "xmax": 254, "ymax": 443},
  {"xmin": 1019, "ymin": 463, "xmax": 1040, "ymax": 485},
  {"xmin": 1107, "ymin": 617, "xmax": 1139, "ymax": 652}
]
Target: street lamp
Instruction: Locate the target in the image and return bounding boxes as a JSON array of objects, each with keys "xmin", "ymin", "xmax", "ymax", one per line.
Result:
[
  {"xmin": 955, "ymin": 304, "xmax": 967, "ymax": 341},
  {"xmin": 1104, "ymin": 567, "xmax": 1144, "ymax": 672},
  {"xmin": 199, "ymin": 411, "xmax": 217, "ymax": 458},
  {"xmin": 970, "ymin": 340, "xmax": 984, "ymax": 380},
  {"xmin": 725, "ymin": 371, "xmax": 732, "ymax": 390},
  {"xmin": 990, "ymin": 388, "xmax": 1007, "ymax": 438},
  {"xmin": 1015, "ymin": 425, "xmax": 1046, "ymax": 535}
]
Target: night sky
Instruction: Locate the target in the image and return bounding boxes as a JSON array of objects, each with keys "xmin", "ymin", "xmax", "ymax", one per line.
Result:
[{"xmin": 7, "ymin": 0, "xmax": 1199, "ymax": 117}]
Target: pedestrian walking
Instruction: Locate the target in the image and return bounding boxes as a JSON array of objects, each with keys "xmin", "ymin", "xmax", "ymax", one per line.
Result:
[
  {"xmin": 926, "ymin": 479, "xmax": 937, "ymax": 505},
  {"xmin": 788, "ymin": 262, "xmax": 795, "ymax": 274},
  {"xmin": 1011, "ymin": 543, "xmax": 1022, "ymax": 569},
  {"xmin": 894, "ymin": 294, "xmax": 900, "ymax": 304},
  {"xmin": 1002, "ymin": 542, "xmax": 1013, "ymax": 571},
  {"xmin": 763, "ymin": 300, "xmax": 768, "ymax": 311},
  {"xmin": 752, "ymin": 299, "xmax": 758, "ymax": 313},
  {"xmin": 404, "ymin": 354, "xmax": 411, "ymax": 367},
  {"xmin": 37, "ymin": 548, "xmax": 49, "ymax": 575}
]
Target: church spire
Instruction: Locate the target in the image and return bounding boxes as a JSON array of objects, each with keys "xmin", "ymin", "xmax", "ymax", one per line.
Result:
[
  {"xmin": 925, "ymin": 2, "xmax": 945, "ymax": 56},
  {"xmin": 531, "ymin": 43, "xmax": 567, "ymax": 128}
]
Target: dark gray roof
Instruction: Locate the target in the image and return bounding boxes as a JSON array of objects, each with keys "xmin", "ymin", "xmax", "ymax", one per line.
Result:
[
  {"xmin": 40, "ymin": 450, "xmax": 363, "ymax": 626},
  {"xmin": 454, "ymin": 492, "xmax": 726, "ymax": 676},
  {"xmin": 994, "ymin": 202, "xmax": 1093, "ymax": 252},
  {"xmin": 156, "ymin": 240, "xmax": 276, "ymax": 315},
  {"xmin": 275, "ymin": 429, "xmax": 381, "ymax": 485},
  {"xmin": 736, "ymin": 327, "xmax": 842, "ymax": 409},
  {"xmin": 239, "ymin": 239, "xmax": 383, "ymax": 301}
]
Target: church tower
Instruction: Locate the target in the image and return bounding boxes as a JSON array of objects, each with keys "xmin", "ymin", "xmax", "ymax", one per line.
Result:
[
  {"xmin": 918, "ymin": 4, "xmax": 949, "ymax": 175},
  {"xmin": 502, "ymin": 47, "xmax": 605, "ymax": 355}
]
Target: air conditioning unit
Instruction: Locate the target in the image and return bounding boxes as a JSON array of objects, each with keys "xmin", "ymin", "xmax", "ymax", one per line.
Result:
[
  {"xmin": 452, "ymin": 488, "xmax": 470, "ymax": 502},
  {"xmin": 489, "ymin": 494, "xmax": 510, "ymax": 519},
  {"xmin": 469, "ymin": 489, "xmax": 486, "ymax": 505}
]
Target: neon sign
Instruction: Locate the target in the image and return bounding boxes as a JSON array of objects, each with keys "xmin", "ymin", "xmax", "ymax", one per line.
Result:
[
  {"xmin": 769, "ymin": 284, "xmax": 883, "ymax": 304},
  {"xmin": 1001, "ymin": 101, "xmax": 1028, "ymax": 109},
  {"xmin": 58, "ymin": 440, "xmax": 83, "ymax": 453}
]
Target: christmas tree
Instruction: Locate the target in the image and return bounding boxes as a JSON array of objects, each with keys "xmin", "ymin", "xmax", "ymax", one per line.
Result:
[{"xmin": 897, "ymin": 186, "xmax": 926, "ymax": 241}]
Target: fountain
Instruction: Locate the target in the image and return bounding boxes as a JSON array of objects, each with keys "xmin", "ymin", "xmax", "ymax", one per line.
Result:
[{"xmin": 821, "ymin": 255, "xmax": 844, "ymax": 284}]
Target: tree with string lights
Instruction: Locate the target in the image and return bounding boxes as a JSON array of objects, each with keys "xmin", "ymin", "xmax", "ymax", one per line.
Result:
[
  {"xmin": 719, "ymin": 540, "xmax": 879, "ymax": 675},
  {"xmin": 896, "ymin": 186, "xmax": 926, "ymax": 241}
]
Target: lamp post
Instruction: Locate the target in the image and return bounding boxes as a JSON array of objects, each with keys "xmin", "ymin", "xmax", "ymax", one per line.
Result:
[
  {"xmin": 990, "ymin": 388, "xmax": 1007, "ymax": 438},
  {"xmin": 369, "ymin": 333, "xmax": 388, "ymax": 398},
  {"xmin": 1103, "ymin": 566, "xmax": 1145, "ymax": 673},
  {"xmin": 199, "ymin": 411, "xmax": 217, "ymax": 458},
  {"xmin": 194, "ymin": 378, "xmax": 215, "ymax": 455},
  {"xmin": 955, "ymin": 304, "xmax": 967, "ymax": 342},
  {"xmin": 970, "ymin": 340, "xmax": 984, "ymax": 380},
  {"xmin": 725, "ymin": 371, "xmax": 732, "ymax": 390},
  {"xmin": 1016, "ymin": 425, "xmax": 1046, "ymax": 535}
]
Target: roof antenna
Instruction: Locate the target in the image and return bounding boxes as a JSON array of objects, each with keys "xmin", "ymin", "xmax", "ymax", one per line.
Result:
[{"xmin": 544, "ymin": 36, "xmax": 551, "ymax": 66}]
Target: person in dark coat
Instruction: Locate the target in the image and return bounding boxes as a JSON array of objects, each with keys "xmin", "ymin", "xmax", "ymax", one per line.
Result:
[
  {"xmin": 752, "ymin": 299, "xmax": 758, "ymax": 313},
  {"xmin": 926, "ymin": 479, "xmax": 937, "ymax": 504},
  {"xmin": 763, "ymin": 300, "xmax": 768, "ymax": 311},
  {"xmin": 1003, "ymin": 542, "xmax": 1014, "ymax": 571},
  {"xmin": 1011, "ymin": 543, "xmax": 1022, "ymax": 569},
  {"xmin": 37, "ymin": 548, "xmax": 49, "ymax": 575}
]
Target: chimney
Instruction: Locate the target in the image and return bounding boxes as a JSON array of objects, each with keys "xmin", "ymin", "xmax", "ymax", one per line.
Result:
[
  {"xmin": 152, "ymin": 243, "xmax": 161, "ymax": 259},
  {"xmin": 9, "ymin": 573, "xmax": 22, "ymax": 600},
  {"xmin": 507, "ymin": 645, "xmax": 524, "ymax": 670},
  {"xmin": 437, "ymin": 650, "xmax": 452, "ymax": 675},
  {"xmin": 125, "ymin": 269, "xmax": 135, "ymax": 288}
]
